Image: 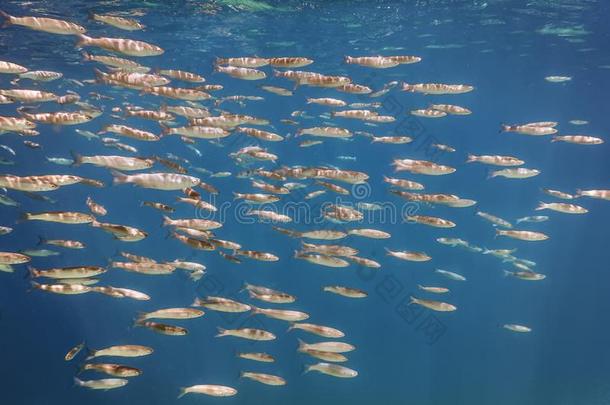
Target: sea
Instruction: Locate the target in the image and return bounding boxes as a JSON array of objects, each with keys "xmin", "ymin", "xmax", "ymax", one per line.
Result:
[{"xmin": 0, "ymin": 1, "xmax": 609, "ymax": 404}]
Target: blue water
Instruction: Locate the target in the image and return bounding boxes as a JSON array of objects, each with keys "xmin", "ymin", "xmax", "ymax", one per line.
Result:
[{"xmin": 1, "ymin": 1, "xmax": 609, "ymax": 404}]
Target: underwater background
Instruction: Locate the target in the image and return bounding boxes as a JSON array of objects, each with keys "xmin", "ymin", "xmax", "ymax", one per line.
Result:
[{"xmin": 1, "ymin": 1, "xmax": 610, "ymax": 404}]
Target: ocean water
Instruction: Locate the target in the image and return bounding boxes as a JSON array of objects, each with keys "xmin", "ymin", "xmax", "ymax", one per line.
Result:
[{"xmin": 1, "ymin": 1, "xmax": 609, "ymax": 404}]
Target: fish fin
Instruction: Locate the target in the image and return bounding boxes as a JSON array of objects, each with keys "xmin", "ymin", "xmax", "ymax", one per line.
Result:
[
  {"xmin": 69, "ymin": 150, "xmax": 83, "ymax": 166},
  {"xmin": 0, "ymin": 9, "xmax": 13, "ymax": 26},
  {"xmin": 500, "ymin": 124, "xmax": 512, "ymax": 133},
  {"xmin": 75, "ymin": 34, "xmax": 91, "ymax": 48},
  {"xmin": 17, "ymin": 212, "xmax": 30, "ymax": 223},
  {"xmin": 215, "ymin": 327, "xmax": 227, "ymax": 337},
  {"xmin": 26, "ymin": 265, "xmax": 38, "ymax": 279},
  {"xmin": 109, "ymin": 169, "xmax": 128, "ymax": 185},
  {"xmin": 301, "ymin": 364, "xmax": 312, "ymax": 375},
  {"xmin": 159, "ymin": 122, "xmax": 170, "ymax": 136},
  {"xmin": 73, "ymin": 377, "xmax": 84, "ymax": 387},
  {"xmin": 534, "ymin": 202, "xmax": 546, "ymax": 211}
]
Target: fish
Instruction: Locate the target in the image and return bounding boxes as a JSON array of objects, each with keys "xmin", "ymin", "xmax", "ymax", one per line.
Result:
[
  {"xmin": 21, "ymin": 211, "xmax": 95, "ymax": 224},
  {"xmin": 64, "ymin": 342, "xmax": 85, "ymax": 361},
  {"xmin": 435, "ymin": 269, "xmax": 466, "ymax": 281},
  {"xmin": 240, "ymin": 372, "xmax": 286, "ymax": 386},
  {"xmin": 134, "ymin": 320, "xmax": 188, "ymax": 336},
  {"xmin": 237, "ymin": 352, "xmax": 275, "ymax": 363},
  {"xmin": 0, "ymin": 10, "xmax": 86, "ymax": 35},
  {"xmin": 496, "ymin": 229, "xmax": 549, "ymax": 241},
  {"xmin": 73, "ymin": 377, "xmax": 128, "ymax": 390},
  {"xmin": 385, "ymin": 248, "xmax": 431, "ymax": 262},
  {"xmin": 86, "ymin": 345, "xmax": 153, "ymax": 360},
  {"xmin": 536, "ymin": 202, "xmax": 588, "ymax": 214},
  {"xmin": 79, "ymin": 363, "xmax": 142, "ymax": 377},
  {"xmin": 503, "ymin": 324, "xmax": 532, "ymax": 333},
  {"xmin": 215, "ymin": 327, "xmax": 276, "ymax": 341},
  {"xmin": 304, "ymin": 363, "xmax": 358, "ymax": 378},
  {"xmin": 111, "ymin": 170, "xmax": 200, "ymax": 190},
  {"xmin": 297, "ymin": 339, "xmax": 355, "ymax": 353},
  {"xmin": 76, "ymin": 34, "xmax": 164, "ymax": 57},
  {"xmin": 409, "ymin": 296, "xmax": 457, "ymax": 312},
  {"xmin": 177, "ymin": 385, "xmax": 237, "ymax": 398},
  {"xmin": 288, "ymin": 323, "xmax": 345, "ymax": 338},
  {"xmin": 91, "ymin": 14, "xmax": 144, "ymax": 31},
  {"xmin": 323, "ymin": 286, "xmax": 367, "ymax": 298}
]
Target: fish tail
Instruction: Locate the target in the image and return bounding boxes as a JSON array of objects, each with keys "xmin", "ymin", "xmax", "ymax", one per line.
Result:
[
  {"xmin": 500, "ymin": 124, "xmax": 512, "ymax": 133},
  {"xmin": 0, "ymin": 9, "xmax": 13, "ymax": 25},
  {"xmin": 73, "ymin": 377, "xmax": 84, "ymax": 387},
  {"xmin": 18, "ymin": 212, "xmax": 31, "ymax": 222},
  {"xmin": 550, "ymin": 136, "xmax": 558, "ymax": 143},
  {"xmin": 408, "ymin": 296, "xmax": 418, "ymax": 305},
  {"xmin": 36, "ymin": 235, "xmax": 45, "ymax": 246},
  {"xmin": 69, "ymin": 150, "xmax": 83, "ymax": 166},
  {"xmin": 575, "ymin": 189, "xmax": 583, "ymax": 197},
  {"xmin": 232, "ymin": 192, "xmax": 242, "ymax": 200},
  {"xmin": 297, "ymin": 338, "xmax": 307, "ymax": 351},
  {"xmin": 494, "ymin": 229, "xmax": 503, "ymax": 239},
  {"xmin": 466, "ymin": 154, "xmax": 477, "ymax": 163},
  {"xmin": 159, "ymin": 122, "xmax": 170, "ymax": 136},
  {"xmin": 502, "ymin": 270, "xmax": 513, "ymax": 278},
  {"xmin": 84, "ymin": 347, "xmax": 96, "ymax": 361},
  {"xmin": 26, "ymin": 265, "xmax": 38, "ymax": 279},
  {"xmin": 109, "ymin": 169, "xmax": 128, "ymax": 185},
  {"xmin": 301, "ymin": 364, "xmax": 312, "ymax": 375},
  {"xmin": 215, "ymin": 327, "xmax": 227, "ymax": 337},
  {"xmin": 486, "ymin": 170, "xmax": 496, "ymax": 180},
  {"xmin": 75, "ymin": 34, "xmax": 92, "ymax": 48},
  {"xmin": 177, "ymin": 388, "xmax": 187, "ymax": 399},
  {"xmin": 287, "ymin": 322, "xmax": 295, "ymax": 332},
  {"xmin": 161, "ymin": 215, "xmax": 172, "ymax": 227},
  {"xmin": 535, "ymin": 202, "xmax": 546, "ymax": 211}
]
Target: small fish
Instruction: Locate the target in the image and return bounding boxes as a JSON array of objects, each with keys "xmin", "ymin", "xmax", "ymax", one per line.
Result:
[{"xmin": 64, "ymin": 342, "xmax": 85, "ymax": 361}]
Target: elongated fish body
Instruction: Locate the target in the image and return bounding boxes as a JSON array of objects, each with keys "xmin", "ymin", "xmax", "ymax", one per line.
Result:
[
  {"xmin": 111, "ymin": 171, "xmax": 200, "ymax": 190},
  {"xmin": 0, "ymin": 10, "xmax": 86, "ymax": 35},
  {"xmin": 74, "ymin": 377, "xmax": 128, "ymax": 390},
  {"xmin": 178, "ymin": 385, "xmax": 237, "ymax": 398},
  {"xmin": 76, "ymin": 34, "xmax": 163, "ymax": 57},
  {"xmin": 410, "ymin": 296, "xmax": 457, "ymax": 312},
  {"xmin": 241, "ymin": 372, "xmax": 286, "ymax": 386},
  {"xmin": 305, "ymin": 363, "xmax": 358, "ymax": 378},
  {"xmin": 22, "ymin": 211, "xmax": 94, "ymax": 224},
  {"xmin": 86, "ymin": 345, "xmax": 153, "ymax": 360},
  {"xmin": 496, "ymin": 229, "xmax": 549, "ymax": 241}
]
